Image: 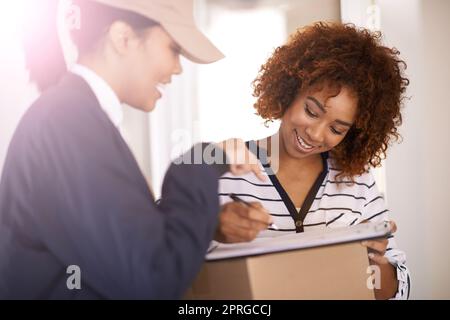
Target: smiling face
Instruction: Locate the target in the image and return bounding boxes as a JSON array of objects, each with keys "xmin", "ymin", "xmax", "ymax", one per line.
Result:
[
  {"xmin": 279, "ymin": 84, "xmax": 359, "ymax": 159},
  {"xmin": 118, "ymin": 25, "xmax": 183, "ymax": 111}
]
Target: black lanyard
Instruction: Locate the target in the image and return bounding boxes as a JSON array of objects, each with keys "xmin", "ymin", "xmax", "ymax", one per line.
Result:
[{"xmin": 248, "ymin": 140, "xmax": 329, "ymax": 233}]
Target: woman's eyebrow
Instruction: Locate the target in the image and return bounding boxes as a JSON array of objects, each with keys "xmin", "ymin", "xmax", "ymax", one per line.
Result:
[{"xmin": 307, "ymin": 96, "xmax": 326, "ymax": 113}]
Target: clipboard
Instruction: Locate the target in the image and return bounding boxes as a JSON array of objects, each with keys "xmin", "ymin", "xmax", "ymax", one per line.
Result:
[{"xmin": 206, "ymin": 221, "xmax": 392, "ymax": 261}]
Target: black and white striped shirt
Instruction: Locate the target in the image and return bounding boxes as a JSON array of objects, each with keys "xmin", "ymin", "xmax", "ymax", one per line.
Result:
[{"xmin": 218, "ymin": 146, "xmax": 410, "ymax": 299}]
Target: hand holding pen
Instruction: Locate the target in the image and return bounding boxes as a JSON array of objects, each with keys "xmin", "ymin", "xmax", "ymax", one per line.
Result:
[
  {"xmin": 214, "ymin": 193, "xmax": 278, "ymax": 243},
  {"xmin": 229, "ymin": 194, "xmax": 279, "ymax": 230}
]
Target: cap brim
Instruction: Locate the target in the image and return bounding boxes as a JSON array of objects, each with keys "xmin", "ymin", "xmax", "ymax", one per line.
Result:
[{"xmin": 162, "ymin": 23, "xmax": 225, "ymax": 64}]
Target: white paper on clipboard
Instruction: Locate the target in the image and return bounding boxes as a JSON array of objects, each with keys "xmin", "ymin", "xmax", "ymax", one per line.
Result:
[{"xmin": 206, "ymin": 221, "xmax": 392, "ymax": 261}]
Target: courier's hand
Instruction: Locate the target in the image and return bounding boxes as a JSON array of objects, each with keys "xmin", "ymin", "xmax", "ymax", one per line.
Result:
[
  {"xmin": 214, "ymin": 201, "xmax": 272, "ymax": 243},
  {"xmin": 216, "ymin": 138, "xmax": 266, "ymax": 182},
  {"xmin": 361, "ymin": 221, "xmax": 397, "ymax": 265}
]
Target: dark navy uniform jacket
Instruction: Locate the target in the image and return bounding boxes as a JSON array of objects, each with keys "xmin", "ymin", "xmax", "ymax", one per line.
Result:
[{"xmin": 0, "ymin": 74, "xmax": 227, "ymax": 299}]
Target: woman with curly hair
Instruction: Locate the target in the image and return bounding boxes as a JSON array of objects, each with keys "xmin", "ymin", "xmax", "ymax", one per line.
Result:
[{"xmin": 214, "ymin": 22, "xmax": 410, "ymax": 300}]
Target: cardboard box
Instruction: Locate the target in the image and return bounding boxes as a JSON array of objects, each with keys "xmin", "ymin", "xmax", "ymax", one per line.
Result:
[{"xmin": 185, "ymin": 242, "xmax": 374, "ymax": 300}]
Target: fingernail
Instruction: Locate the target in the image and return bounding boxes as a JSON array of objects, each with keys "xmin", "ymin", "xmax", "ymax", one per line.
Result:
[{"xmin": 368, "ymin": 253, "xmax": 375, "ymax": 259}]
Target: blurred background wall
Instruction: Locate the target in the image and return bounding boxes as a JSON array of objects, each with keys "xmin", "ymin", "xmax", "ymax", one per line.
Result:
[
  {"xmin": 342, "ymin": 0, "xmax": 450, "ymax": 299},
  {"xmin": 0, "ymin": 0, "xmax": 448, "ymax": 299}
]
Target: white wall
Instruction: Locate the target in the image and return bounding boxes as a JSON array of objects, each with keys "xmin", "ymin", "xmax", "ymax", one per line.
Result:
[
  {"xmin": 342, "ymin": 0, "xmax": 450, "ymax": 299},
  {"xmin": 286, "ymin": 0, "xmax": 341, "ymax": 34},
  {"xmin": 277, "ymin": 0, "xmax": 450, "ymax": 298},
  {"xmin": 377, "ymin": 0, "xmax": 450, "ymax": 299},
  {"xmin": 0, "ymin": 15, "xmax": 38, "ymax": 176}
]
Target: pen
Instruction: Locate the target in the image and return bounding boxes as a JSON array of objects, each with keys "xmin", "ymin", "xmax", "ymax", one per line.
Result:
[{"xmin": 229, "ymin": 193, "xmax": 279, "ymax": 230}]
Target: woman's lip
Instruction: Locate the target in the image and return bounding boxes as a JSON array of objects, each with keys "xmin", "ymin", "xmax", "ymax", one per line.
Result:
[{"xmin": 293, "ymin": 130, "xmax": 317, "ymax": 153}]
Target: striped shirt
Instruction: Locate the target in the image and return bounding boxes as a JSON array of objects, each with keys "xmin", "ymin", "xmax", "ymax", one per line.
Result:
[{"xmin": 218, "ymin": 144, "xmax": 410, "ymax": 299}]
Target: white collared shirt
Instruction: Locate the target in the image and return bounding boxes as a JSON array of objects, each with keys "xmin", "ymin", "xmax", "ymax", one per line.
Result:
[{"xmin": 71, "ymin": 64, "xmax": 123, "ymax": 129}]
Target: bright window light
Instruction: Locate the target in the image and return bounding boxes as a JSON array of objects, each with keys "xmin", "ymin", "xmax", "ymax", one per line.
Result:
[
  {"xmin": 197, "ymin": 6, "xmax": 286, "ymax": 142},
  {"xmin": 0, "ymin": 0, "xmax": 26, "ymax": 45}
]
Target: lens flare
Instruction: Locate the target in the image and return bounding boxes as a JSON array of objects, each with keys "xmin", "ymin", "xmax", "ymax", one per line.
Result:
[{"xmin": 0, "ymin": 0, "xmax": 26, "ymax": 42}]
